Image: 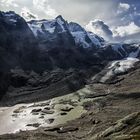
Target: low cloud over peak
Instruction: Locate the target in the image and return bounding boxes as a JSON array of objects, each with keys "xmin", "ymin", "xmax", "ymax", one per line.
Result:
[
  {"xmin": 86, "ymin": 19, "xmax": 113, "ymax": 41},
  {"xmin": 21, "ymin": 7, "xmax": 38, "ymax": 21},
  {"xmin": 113, "ymin": 22, "xmax": 140, "ymax": 37},
  {"xmin": 86, "ymin": 19, "xmax": 140, "ymax": 43},
  {"xmin": 32, "ymin": 0, "xmax": 58, "ymax": 18}
]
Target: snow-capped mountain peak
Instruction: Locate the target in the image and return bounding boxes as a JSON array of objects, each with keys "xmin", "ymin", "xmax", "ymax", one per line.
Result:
[
  {"xmin": 28, "ymin": 15, "xmax": 69, "ymax": 37},
  {"xmin": 28, "ymin": 19, "xmax": 56, "ymax": 36},
  {"xmin": 55, "ymin": 15, "xmax": 65, "ymax": 26},
  {"xmin": 27, "ymin": 15, "xmax": 105, "ymax": 48}
]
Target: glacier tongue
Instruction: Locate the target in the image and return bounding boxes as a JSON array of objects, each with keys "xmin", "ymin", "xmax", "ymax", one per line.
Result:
[{"xmin": 99, "ymin": 57, "xmax": 139, "ymax": 83}]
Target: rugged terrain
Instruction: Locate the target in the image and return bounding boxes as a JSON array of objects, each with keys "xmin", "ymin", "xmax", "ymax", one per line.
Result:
[
  {"xmin": 0, "ymin": 61, "xmax": 140, "ymax": 140},
  {"xmin": 0, "ymin": 11, "xmax": 140, "ymax": 140}
]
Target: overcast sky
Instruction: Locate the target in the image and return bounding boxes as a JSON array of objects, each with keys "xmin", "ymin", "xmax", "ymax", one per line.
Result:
[{"xmin": 0, "ymin": 0, "xmax": 140, "ymax": 42}]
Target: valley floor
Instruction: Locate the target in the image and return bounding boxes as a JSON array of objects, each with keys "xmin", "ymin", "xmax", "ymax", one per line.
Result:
[{"xmin": 0, "ymin": 62, "xmax": 140, "ymax": 140}]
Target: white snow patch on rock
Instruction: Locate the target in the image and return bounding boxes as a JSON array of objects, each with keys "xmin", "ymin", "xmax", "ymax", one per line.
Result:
[
  {"xmin": 100, "ymin": 57, "xmax": 139, "ymax": 83},
  {"xmin": 56, "ymin": 18, "xmax": 66, "ymax": 32},
  {"xmin": 71, "ymin": 31, "xmax": 90, "ymax": 48}
]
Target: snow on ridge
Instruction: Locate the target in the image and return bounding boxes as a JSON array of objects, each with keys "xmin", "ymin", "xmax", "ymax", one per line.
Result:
[
  {"xmin": 28, "ymin": 22, "xmax": 44, "ymax": 36},
  {"xmin": 87, "ymin": 32, "xmax": 103, "ymax": 47},
  {"xmin": 28, "ymin": 17, "xmax": 104, "ymax": 48},
  {"xmin": 27, "ymin": 16, "xmax": 140, "ymax": 50},
  {"xmin": 28, "ymin": 20, "xmax": 56, "ymax": 36},
  {"xmin": 69, "ymin": 22, "xmax": 104, "ymax": 48},
  {"xmin": 71, "ymin": 31, "xmax": 103, "ymax": 48},
  {"xmin": 28, "ymin": 16, "xmax": 67, "ymax": 37},
  {"xmin": 71, "ymin": 31, "xmax": 91, "ymax": 48},
  {"xmin": 56, "ymin": 17, "xmax": 66, "ymax": 32}
]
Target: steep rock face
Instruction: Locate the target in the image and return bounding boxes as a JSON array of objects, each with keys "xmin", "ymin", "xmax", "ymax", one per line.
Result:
[{"xmin": 0, "ymin": 11, "xmax": 39, "ymax": 72}]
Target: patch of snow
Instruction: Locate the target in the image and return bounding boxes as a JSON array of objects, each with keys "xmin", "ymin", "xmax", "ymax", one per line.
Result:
[
  {"xmin": 112, "ymin": 57, "xmax": 139, "ymax": 74},
  {"xmin": 46, "ymin": 26, "xmax": 55, "ymax": 33},
  {"xmin": 28, "ymin": 18, "xmax": 67, "ymax": 37},
  {"xmin": 43, "ymin": 22, "xmax": 55, "ymax": 33},
  {"xmin": 71, "ymin": 30, "xmax": 103, "ymax": 48},
  {"xmin": 101, "ymin": 57, "xmax": 139, "ymax": 83},
  {"xmin": 87, "ymin": 32, "xmax": 103, "ymax": 47},
  {"xmin": 56, "ymin": 18, "xmax": 66, "ymax": 32},
  {"xmin": 71, "ymin": 31, "xmax": 91, "ymax": 48},
  {"xmin": 28, "ymin": 19, "xmax": 57, "ymax": 36},
  {"xmin": 9, "ymin": 19, "xmax": 17, "ymax": 23},
  {"xmin": 28, "ymin": 22, "xmax": 43, "ymax": 36}
]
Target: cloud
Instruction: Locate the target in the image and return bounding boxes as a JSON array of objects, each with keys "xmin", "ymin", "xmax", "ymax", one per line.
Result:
[
  {"xmin": 117, "ymin": 2, "xmax": 130, "ymax": 14},
  {"xmin": 86, "ymin": 19, "xmax": 140, "ymax": 43},
  {"xmin": 113, "ymin": 22, "xmax": 140, "ymax": 37},
  {"xmin": 0, "ymin": 0, "xmax": 18, "ymax": 7},
  {"xmin": 44, "ymin": 5, "xmax": 58, "ymax": 17},
  {"xmin": 86, "ymin": 19, "xmax": 113, "ymax": 41},
  {"xmin": 32, "ymin": 0, "xmax": 58, "ymax": 18},
  {"xmin": 21, "ymin": 7, "xmax": 38, "ymax": 21}
]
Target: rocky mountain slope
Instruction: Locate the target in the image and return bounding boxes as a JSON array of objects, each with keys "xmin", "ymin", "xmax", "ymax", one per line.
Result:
[
  {"xmin": 0, "ymin": 55, "xmax": 140, "ymax": 140},
  {"xmin": 0, "ymin": 11, "xmax": 140, "ymax": 140}
]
